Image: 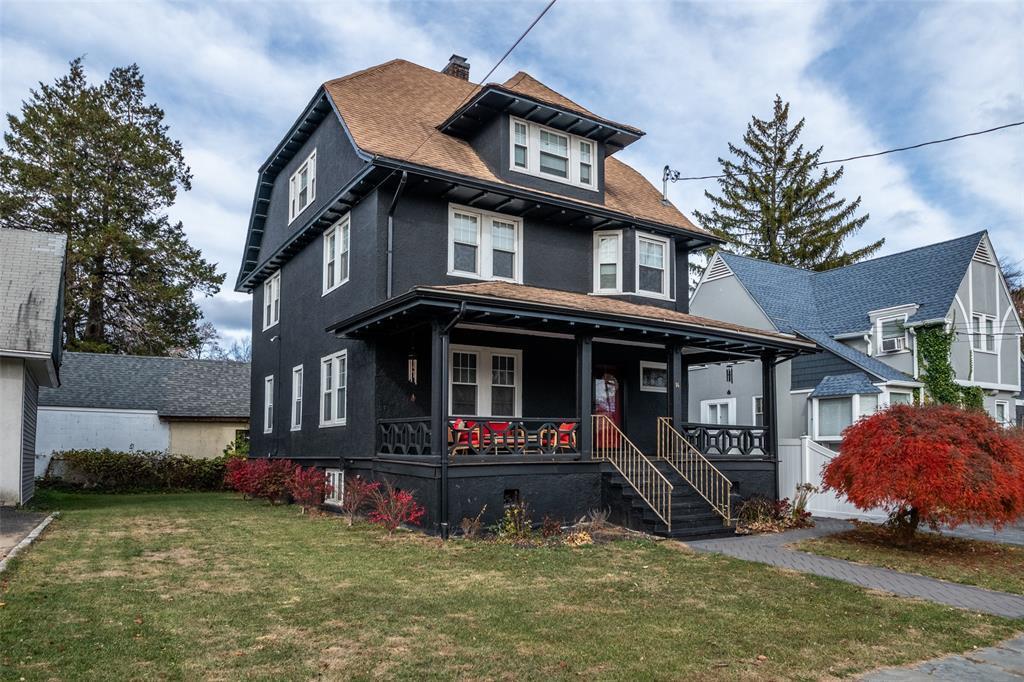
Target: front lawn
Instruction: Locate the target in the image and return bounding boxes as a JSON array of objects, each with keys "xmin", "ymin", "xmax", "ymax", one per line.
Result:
[
  {"xmin": 795, "ymin": 523, "xmax": 1024, "ymax": 595},
  {"xmin": 1, "ymin": 491, "xmax": 1019, "ymax": 680}
]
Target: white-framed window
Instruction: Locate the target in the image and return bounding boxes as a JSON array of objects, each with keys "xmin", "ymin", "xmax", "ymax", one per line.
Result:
[
  {"xmin": 887, "ymin": 391, "xmax": 913, "ymax": 406},
  {"xmin": 639, "ymin": 361, "xmax": 667, "ymax": 393},
  {"xmin": 290, "ymin": 365, "xmax": 303, "ymax": 431},
  {"xmin": 877, "ymin": 315, "xmax": 908, "ymax": 354},
  {"xmin": 320, "ymin": 350, "xmax": 348, "ymax": 427},
  {"xmin": 447, "ymin": 205, "xmax": 522, "ymax": 282},
  {"xmin": 324, "ymin": 469, "xmax": 344, "ymax": 506},
  {"xmin": 449, "ymin": 345, "xmax": 522, "ymax": 417},
  {"xmin": 636, "ymin": 233, "xmax": 671, "ymax": 298},
  {"xmin": 973, "ymin": 313, "xmax": 996, "ymax": 352},
  {"xmin": 289, "ymin": 149, "xmax": 316, "ymax": 223},
  {"xmin": 509, "ymin": 117, "xmax": 597, "ymax": 190},
  {"xmin": 700, "ymin": 398, "xmax": 736, "ymax": 425},
  {"xmin": 816, "ymin": 397, "xmax": 851, "ymax": 439},
  {"xmin": 752, "ymin": 396, "xmax": 764, "ymax": 426},
  {"xmin": 263, "ymin": 375, "xmax": 274, "ymax": 434},
  {"xmin": 994, "ymin": 400, "xmax": 1009, "ymax": 426},
  {"xmin": 593, "ymin": 230, "xmax": 622, "ymax": 293},
  {"xmin": 323, "ymin": 215, "xmax": 350, "ymax": 294},
  {"xmin": 262, "ymin": 271, "xmax": 281, "ymax": 330}
]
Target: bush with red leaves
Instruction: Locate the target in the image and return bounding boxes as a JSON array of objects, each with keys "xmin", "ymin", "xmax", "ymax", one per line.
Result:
[
  {"xmin": 340, "ymin": 475, "xmax": 380, "ymax": 526},
  {"xmin": 823, "ymin": 404, "xmax": 1024, "ymax": 544},
  {"xmin": 368, "ymin": 480, "xmax": 426, "ymax": 534},
  {"xmin": 287, "ymin": 465, "xmax": 333, "ymax": 514},
  {"xmin": 225, "ymin": 458, "xmax": 297, "ymax": 504}
]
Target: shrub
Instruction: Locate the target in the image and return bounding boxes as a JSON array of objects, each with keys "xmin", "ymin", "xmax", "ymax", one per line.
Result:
[
  {"xmin": 287, "ymin": 465, "xmax": 332, "ymax": 513},
  {"xmin": 368, "ymin": 481, "xmax": 426, "ymax": 534},
  {"xmin": 50, "ymin": 449, "xmax": 227, "ymax": 492},
  {"xmin": 341, "ymin": 475, "xmax": 380, "ymax": 526},
  {"xmin": 224, "ymin": 458, "xmax": 297, "ymax": 504},
  {"xmin": 459, "ymin": 505, "xmax": 487, "ymax": 539},
  {"xmin": 823, "ymin": 404, "xmax": 1024, "ymax": 545},
  {"xmin": 736, "ymin": 494, "xmax": 812, "ymax": 534},
  {"xmin": 540, "ymin": 515, "xmax": 563, "ymax": 538},
  {"xmin": 493, "ymin": 499, "xmax": 532, "ymax": 540}
]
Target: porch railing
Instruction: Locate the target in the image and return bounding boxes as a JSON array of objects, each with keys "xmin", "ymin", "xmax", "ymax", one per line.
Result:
[
  {"xmin": 448, "ymin": 418, "xmax": 579, "ymax": 456},
  {"xmin": 677, "ymin": 422, "xmax": 770, "ymax": 457},
  {"xmin": 592, "ymin": 414, "xmax": 673, "ymax": 532},
  {"xmin": 377, "ymin": 417, "xmax": 432, "ymax": 456},
  {"xmin": 657, "ymin": 417, "xmax": 732, "ymax": 524}
]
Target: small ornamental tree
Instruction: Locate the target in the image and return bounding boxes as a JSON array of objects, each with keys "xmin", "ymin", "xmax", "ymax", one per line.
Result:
[
  {"xmin": 340, "ymin": 476, "xmax": 380, "ymax": 526},
  {"xmin": 823, "ymin": 404, "xmax": 1024, "ymax": 545},
  {"xmin": 368, "ymin": 481, "xmax": 426, "ymax": 534},
  {"xmin": 287, "ymin": 466, "xmax": 332, "ymax": 514}
]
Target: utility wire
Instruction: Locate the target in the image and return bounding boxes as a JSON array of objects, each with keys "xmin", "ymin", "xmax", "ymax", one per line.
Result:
[
  {"xmin": 665, "ymin": 120, "xmax": 1024, "ymax": 183},
  {"xmin": 405, "ymin": 0, "xmax": 558, "ymax": 165}
]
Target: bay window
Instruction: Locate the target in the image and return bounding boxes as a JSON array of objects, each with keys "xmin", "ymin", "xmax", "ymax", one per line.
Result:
[
  {"xmin": 593, "ymin": 230, "xmax": 622, "ymax": 293},
  {"xmin": 323, "ymin": 215, "xmax": 350, "ymax": 293},
  {"xmin": 817, "ymin": 397, "xmax": 852, "ymax": 439},
  {"xmin": 509, "ymin": 117, "xmax": 597, "ymax": 190},
  {"xmin": 320, "ymin": 350, "xmax": 348, "ymax": 427},
  {"xmin": 636, "ymin": 233, "xmax": 670, "ymax": 298},
  {"xmin": 447, "ymin": 205, "xmax": 522, "ymax": 282},
  {"xmin": 449, "ymin": 345, "xmax": 522, "ymax": 417}
]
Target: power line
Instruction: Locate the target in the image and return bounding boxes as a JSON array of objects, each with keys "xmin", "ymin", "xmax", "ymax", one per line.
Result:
[{"xmin": 665, "ymin": 120, "xmax": 1024, "ymax": 183}]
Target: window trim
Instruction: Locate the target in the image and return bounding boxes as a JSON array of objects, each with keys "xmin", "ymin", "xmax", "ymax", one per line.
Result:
[
  {"xmin": 972, "ymin": 313, "xmax": 997, "ymax": 353},
  {"xmin": 592, "ymin": 230, "xmax": 623, "ymax": 294},
  {"xmin": 876, "ymin": 314, "xmax": 909, "ymax": 355},
  {"xmin": 994, "ymin": 400, "xmax": 1009, "ymax": 426},
  {"xmin": 319, "ymin": 350, "xmax": 348, "ymax": 428},
  {"xmin": 324, "ymin": 469, "xmax": 344, "ymax": 506},
  {"xmin": 263, "ymin": 375, "xmax": 274, "ymax": 434},
  {"xmin": 446, "ymin": 204, "xmax": 523, "ymax": 283},
  {"xmin": 635, "ymin": 232, "xmax": 672, "ymax": 300},
  {"xmin": 288, "ymin": 149, "xmax": 317, "ymax": 224},
  {"xmin": 508, "ymin": 116, "xmax": 598, "ymax": 191},
  {"xmin": 322, "ymin": 215, "xmax": 351, "ymax": 295},
  {"xmin": 700, "ymin": 398, "xmax": 736, "ymax": 425},
  {"xmin": 262, "ymin": 271, "xmax": 281, "ymax": 331},
  {"xmin": 752, "ymin": 395, "xmax": 764, "ymax": 427},
  {"xmin": 639, "ymin": 360, "xmax": 668, "ymax": 393},
  {"xmin": 448, "ymin": 344, "xmax": 523, "ymax": 418},
  {"xmin": 290, "ymin": 365, "xmax": 303, "ymax": 431}
]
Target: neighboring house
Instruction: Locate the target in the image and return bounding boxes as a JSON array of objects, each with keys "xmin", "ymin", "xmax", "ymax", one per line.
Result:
[
  {"xmin": 0, "ymin": 228, "xmax": 66, "ymax": 505},
  {"xmin": 689, "ymin": 231, "xmax": 1024, "ymax": 446},
  {"xmin": 37, "ymin": 352, "xmax": 250, "ymax": 472},
  {"xmin": 235, "ymin": 55, "xmax": 814, "ymax": 538}
]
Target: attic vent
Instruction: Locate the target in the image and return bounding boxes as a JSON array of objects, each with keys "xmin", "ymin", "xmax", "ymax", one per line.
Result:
[
  {"xmin": 973, "ymin": 240, "xmax": 995, "ymax": 265},
  {"xmin": 705, "ymin": 257, "xmax": 733, "ymax": 282}
]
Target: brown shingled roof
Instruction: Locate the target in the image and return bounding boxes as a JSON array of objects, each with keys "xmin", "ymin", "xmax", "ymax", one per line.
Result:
[{"xmin": 322, "ymin": 59, "xmax": 704, "ymax": 235}]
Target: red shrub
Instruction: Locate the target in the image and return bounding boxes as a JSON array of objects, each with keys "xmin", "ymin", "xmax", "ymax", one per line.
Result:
[
  {"xmin": 225, "ymin": 458, "xmax": 262, "ymax": 497},
  {"xmin": 340, "ymin": 475, "xmax": 380, "ymax": 526},
  {"xmin": 823, "ymin": 404, "xmax": 1024, "ymax": 543},
  {"xmin": 287, "ymin": 466, "xmax": 332, "ymax": 513},
  {"xmin": 224, "ymin": 458, "xmax": 297, "ymax": 504},
  {"xmin": 368, "ymin": 481, "xmax": 426, "ymax": 534}
]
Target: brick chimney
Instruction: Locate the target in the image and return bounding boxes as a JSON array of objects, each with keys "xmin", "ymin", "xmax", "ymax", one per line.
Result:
[{"xmin": 441, "ymin": 54, "xmax": 470, "ymax": 81}]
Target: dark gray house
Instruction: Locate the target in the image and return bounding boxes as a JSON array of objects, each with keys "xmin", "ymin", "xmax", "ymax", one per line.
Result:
[{"xmin": 237, "ymin": 56, "xmax": 813, "ymax": 537}]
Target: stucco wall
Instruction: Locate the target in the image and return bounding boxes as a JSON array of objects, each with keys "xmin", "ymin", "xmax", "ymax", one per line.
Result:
[
  {"xmin": 690, "ymin": 274, "xmax": 775, "ymax": 331},
  {"xmin": 35, "ymin": 407, "xmax": 170, "ymax": 476},
  {"xmin": 0, "ymin": 357, "xmax": 27, "ymax": 504},
  {"xmin": 168, "ymin": 421, "xmax": 249, "ymax": 459}
]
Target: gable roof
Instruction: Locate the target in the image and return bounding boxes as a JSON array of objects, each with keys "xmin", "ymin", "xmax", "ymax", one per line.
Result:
[
  {"xmin": 799, "ymin": 330, "xmax": 916, "ymax": 383},
  {"xmin": 0, "ymin": 228, "xmax": 66, "ymax": 360},
  {"xmin": 809, "ymin": 373, "xmax": 883, "ymax": 398},
  {"xmin": 39, "ymin": 352, "xmax": 250, "ymax": 420}
]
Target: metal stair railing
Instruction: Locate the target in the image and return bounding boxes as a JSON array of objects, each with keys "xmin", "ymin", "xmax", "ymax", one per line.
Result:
[
  {"xmin": 656, "ymin": 417, "xmax": 733, "ymax": 525},
  {"xmin": 592, "ymin": 414, "xmax": 673, "ymax": 532}
]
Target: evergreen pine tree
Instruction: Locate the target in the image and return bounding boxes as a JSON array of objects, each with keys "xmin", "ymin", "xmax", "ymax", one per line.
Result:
[
  {"xmin": 0, "ymin": 58, "xmax": 224, "ymax": 355},
  {"xmin": 693, "ymin": 96, "xmax": 882, "ymax": 271}
]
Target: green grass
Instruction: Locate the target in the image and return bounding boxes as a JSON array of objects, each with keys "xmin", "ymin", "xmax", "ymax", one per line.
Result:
[
  {"xmin": 0, "ymin": 491, "xmax": 1019, "ymax": 681},
  {"xmin": 795, "ymin": 523, "xmax": 1024, "ymax": 595}
]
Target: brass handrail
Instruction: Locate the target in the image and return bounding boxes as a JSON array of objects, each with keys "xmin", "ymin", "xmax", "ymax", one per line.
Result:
[
  {"xmin": 592, "ymin": 414, "xmax": 673, "ymax": 532},
  {"xmin": 656, "ymin": 417, "xmax": 732, "ymax": 525}
]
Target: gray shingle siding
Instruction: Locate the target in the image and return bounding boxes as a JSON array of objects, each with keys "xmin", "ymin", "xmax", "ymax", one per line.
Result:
[
  {"xmin": 0, "ymin": 228, "xmax": 67, "ymax": 357},
  {"xmin": 791, "ymin": 351, "xmax": 863, "ymax": 391},
  {"xmin": 809, "ymin": 373, "xmax": 882, "ymax": 398}
]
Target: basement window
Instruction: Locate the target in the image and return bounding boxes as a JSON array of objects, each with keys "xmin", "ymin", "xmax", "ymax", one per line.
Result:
[{"xmin": 288, "ymin": 149, "xmax": 316, "ymax": 223}]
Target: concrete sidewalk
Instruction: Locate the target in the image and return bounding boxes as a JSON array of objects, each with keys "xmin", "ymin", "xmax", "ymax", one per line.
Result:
[{"xmin": 860, "ymin": 634, "xmax": 1024, "ymax": 680}]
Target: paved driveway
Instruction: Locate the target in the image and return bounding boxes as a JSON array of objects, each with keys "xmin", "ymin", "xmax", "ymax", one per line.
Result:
[{"xmin": 1, "ymin": 508, "xmax": 47, "ymax": 560}]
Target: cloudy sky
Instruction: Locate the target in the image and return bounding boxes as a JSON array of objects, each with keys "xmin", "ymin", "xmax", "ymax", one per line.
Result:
[{"xmin": 2, "ymin": 0, "xmax": 1021, "ymax": 344}]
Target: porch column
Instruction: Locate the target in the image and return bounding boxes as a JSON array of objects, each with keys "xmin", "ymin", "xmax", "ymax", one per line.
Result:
[
  {"xmin": 430, "ymin": 320, "xmax": 451, "ymax": 537},
  {"xmin": 577, "ymin": 335, "xmax": 593, "ymax": 459},
  {"xmin": 760, "ymin": 351, "xmax": 779, "ymax": 459},
  {"xmin": 666, "ymin": 344, "xmax": 687, "ymax": 427}
]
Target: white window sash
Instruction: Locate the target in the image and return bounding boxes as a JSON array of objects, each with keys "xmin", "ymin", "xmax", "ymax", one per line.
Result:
[
  {"xmin": 290, "ymin": 366, "xmax": 303, "ymax": 431},
  {"xmin": 593, "ymin": 230, "xmax": 623, "ymax": 293},
  {"xmin": 323, "ymin": 215, "xmax": 351, "ymax": 294},
  {"xmin": 973, "ymin": 314, "xmax": 997, "ymax": 352},
  {"xmin": 509, "ymin": 117, "xmax": 598, "ymax": 191},
  {"xmin": 319, "ymin": 350, "xmax": 348, "ymax": 427},
  {"xmin": 288, "ymin": 150, "xmax": 317, "ymax": 224},
  {"xmin": 635, "ymin": 233, "xmax": 671, "ymax": 299},
  {"xmin": 448, "ymin": 345, "xmax": 522, "ymax": 418},
  {"xmin": 263, "ymin": 376, "xmax": 274, "ymax": 434},
  {"xmin": 262, "ymin": 272, "xmax": 280, "ymax": 330},
  {"xmin": 700, "ymin": 398, "xmax": 736, "ymax": 425},
  {"xmin": 447, "ymin": 204, "xmax": 522, "ymax": 282}
]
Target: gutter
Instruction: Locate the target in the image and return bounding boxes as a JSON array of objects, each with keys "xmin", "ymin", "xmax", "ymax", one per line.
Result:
[{"xmin": 386, "ymin": 171, "xmax": 409, "ymax": 299}]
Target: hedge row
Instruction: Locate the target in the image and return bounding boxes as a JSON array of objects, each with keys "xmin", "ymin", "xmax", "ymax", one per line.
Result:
[{"xmin": 46, "ymin": 449, "xmax": 235, "ymax": 492}]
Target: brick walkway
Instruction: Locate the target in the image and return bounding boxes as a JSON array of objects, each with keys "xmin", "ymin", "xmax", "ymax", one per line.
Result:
[
  {"xmin": 686, "ymin": 519, "xmax": 1024, "ymax": 619},
  {"xmin": 860, "ymin": 634, "xmax": 1024, "ymax": 680}
]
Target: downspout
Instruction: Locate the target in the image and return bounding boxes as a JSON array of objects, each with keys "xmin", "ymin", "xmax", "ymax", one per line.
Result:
[
  {"xmin": 439, "ymin": 302, "xmax": 466, "ymax": 540},
  {"xmin": 386, "ymin": 171, "xmax": 409, "ymax": 299}
]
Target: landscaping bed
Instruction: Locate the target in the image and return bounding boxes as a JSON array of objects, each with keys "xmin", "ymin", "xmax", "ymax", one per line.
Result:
[
  {"xmin": 795, "ymin": 522, "xmax": 1024, "ymax": 595},
  {"xmin": 1, "ymin": 491, "xmax": 1019, "ymax": 680}
]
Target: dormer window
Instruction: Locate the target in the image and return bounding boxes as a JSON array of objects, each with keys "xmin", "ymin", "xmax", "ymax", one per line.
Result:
[
  {"xmin": 510, "ymin": 117, "xmax": 596, "ymax": 190},
  {"xmin": 877, "ymin": 316, "xmax": 907, "ymax": 354},
  {"xmin": 289, "ymin": 150, "xmax": 316, "ymax": 223}
]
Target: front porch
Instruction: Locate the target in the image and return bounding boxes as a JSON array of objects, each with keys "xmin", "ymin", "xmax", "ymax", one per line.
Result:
[{"xmin": 330, "ymin": 282, "xmax": 814, "ymax": 537}]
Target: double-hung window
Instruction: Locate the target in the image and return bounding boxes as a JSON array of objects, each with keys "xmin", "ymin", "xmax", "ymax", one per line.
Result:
[
  {"xmin": 509, "ymin": 117, "xmax": 596, "ymax": 190},
  {"xmin": 449, "ymin": 345, "xmax": 522, "ymax": 417},
  {"xmin": 752, "ymin": 396, "xmax": 764, "ymax": 426},
  {"xmin": 995, "ymin": 401, "xmax": 1009, "ymax": 426},
  {"xmin": 972, "ymin": 314, "xmax": 995, "ymax": 352},
  {"xmin": 323, "ymin": 215, "xmax": 350, "ymax": 294},
  {"xmin": 636, "ymin": 233, "xmax": 670, "ymax": 298},
  {"xmin": 877, "ymin": 316, "xmax": 907, "ymax": 354},
  {"xmin": 701, "ymin": 398, "xmax": 735, "ymax": 425},
  {"xmin": 320, "ymin": 350, "xmax": 348, "ymax": 427},
  {"xmin": 447, "ymin": 205, "xmax": 522, "ymax": 282},
  {"xmin": 290, "ymin": 365, "xmax": 303, "ymax": 431},
  {"xmin": 289, "ymin": 150, "xmax": 316, "ymax": 223},
  {"xmin": 262, "ymin": 271, "xmax": 280, "ymax": 330},
  {"xmin": 263, "ymin": 375, "xmax": 274, "ymax": 434},
  {"xmin": 593, "ymin": 230, "xmax": 622, "ymax": 293}
]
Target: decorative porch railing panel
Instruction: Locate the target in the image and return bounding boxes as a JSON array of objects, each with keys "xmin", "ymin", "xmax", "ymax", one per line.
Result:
[
  {"xmin": 676, "ymin": 422, "xmax": 770, "ymax": 457},
  {"xmin": 377, "ymin": 417, "xmax": 433, "ymax": 456},
  {"xmin": 657, "ymin": 417, "xmax": 732, "ymax": 524},
  {"xmin": 592, "ymin": 414, "xmax": 673, "ymax": 532},
  {"xmin": 448, "ymin": 418, "xmax": 579, "ymax": 456}
]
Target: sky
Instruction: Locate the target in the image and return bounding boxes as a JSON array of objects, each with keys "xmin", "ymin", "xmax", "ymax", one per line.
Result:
[{"xmin": 2, "ymin": 0, "xmax": 1022, "ymax": 345}]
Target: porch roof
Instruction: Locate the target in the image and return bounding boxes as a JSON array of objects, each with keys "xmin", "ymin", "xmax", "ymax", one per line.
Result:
[{"xmin": 328, "ymin": 282, "xmax": 817, "ymax": 360}]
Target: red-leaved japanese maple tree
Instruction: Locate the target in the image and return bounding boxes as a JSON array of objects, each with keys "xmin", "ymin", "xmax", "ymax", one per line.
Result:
[{"xmin": 822, "ymin": 404, "xmax": 1024, "ymax": 544}]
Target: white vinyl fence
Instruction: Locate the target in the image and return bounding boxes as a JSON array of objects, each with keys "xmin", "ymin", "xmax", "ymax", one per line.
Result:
[{"xmin": 778, "ymin": 437, "xmax": 886, "ymax": 522}]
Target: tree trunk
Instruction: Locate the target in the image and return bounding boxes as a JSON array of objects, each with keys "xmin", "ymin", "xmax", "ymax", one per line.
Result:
[{"xmin": 83, "ymin": 253, "xmax": 106, "ymax": 344}]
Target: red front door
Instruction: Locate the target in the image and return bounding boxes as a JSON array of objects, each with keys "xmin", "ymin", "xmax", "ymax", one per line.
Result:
[{"xmin": 594, "ymin": 366, "xmax": 622, "ymax": 447}]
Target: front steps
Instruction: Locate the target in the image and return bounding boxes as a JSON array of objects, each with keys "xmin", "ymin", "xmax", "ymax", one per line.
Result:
[{"xmin": 602, "ymin": 459, "xmax": 740, "ymax": 540}]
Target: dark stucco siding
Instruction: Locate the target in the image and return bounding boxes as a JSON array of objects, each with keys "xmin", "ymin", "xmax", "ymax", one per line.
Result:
[{"xmin": 790, "ymin": 350, "xmax": 864, "ymax": 391}]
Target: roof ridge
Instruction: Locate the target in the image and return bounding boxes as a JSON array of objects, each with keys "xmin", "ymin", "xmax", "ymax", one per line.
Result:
[
  {"xmin": 718, "ymin": 251, "xmax": 815, "ymax": 275},
  {"xmin": 812, "ymin": 230, "xmax": 987, "ymax": 277},
  {"xmin": 65, "ymin": 351, "xmax": 249, "ymax": 365}
]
